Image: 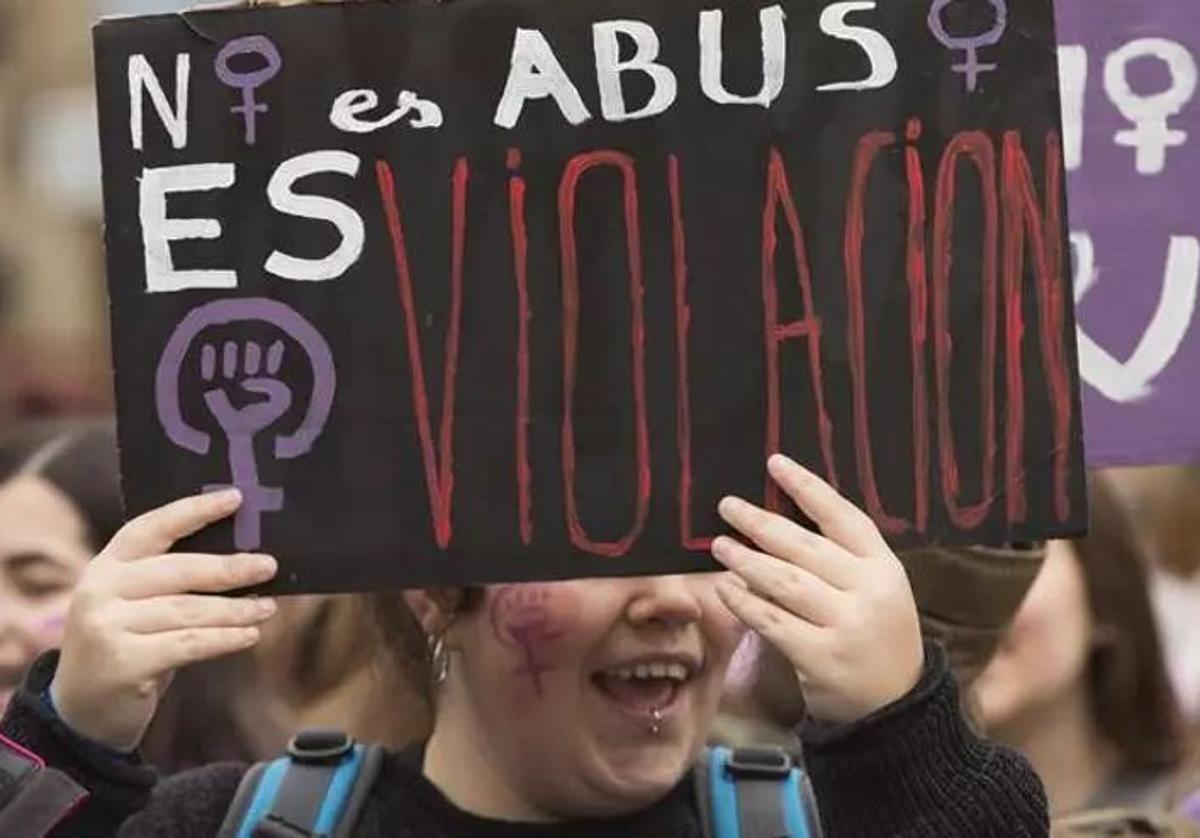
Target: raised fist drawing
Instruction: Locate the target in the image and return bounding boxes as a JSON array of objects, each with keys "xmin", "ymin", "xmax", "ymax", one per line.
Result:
[
  {"xmin": 201, "ymin": 339, "xmax": 293, "ymax": 436},
  {"xmin": 155, "ymin": 298, "xmax": 337, "ymax": 553},
  {"xmin": 199, "ymin": 339, "xmax": 295, "ymax": 550},
  {"xmin": 490, "ymin": 585, "xmax": 565, "ymax": 697}
]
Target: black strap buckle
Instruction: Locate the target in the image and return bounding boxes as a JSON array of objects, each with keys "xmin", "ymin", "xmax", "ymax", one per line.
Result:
[
  {"xmin": 253, "ymin": 815, "xmax": 316, "ymax": 838},
  {"xmin": 724, "ymin": 746, "xmax": 793, "ymax": 779},
  {"xmin": 285, "ymin": 729, "xmax": 353, "ymax": 764}
]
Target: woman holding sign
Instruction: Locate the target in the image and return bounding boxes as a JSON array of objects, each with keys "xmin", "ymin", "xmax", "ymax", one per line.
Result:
[{"xmin": 0, "ymin": 455, "xmax": 1047, "ymax": 836}]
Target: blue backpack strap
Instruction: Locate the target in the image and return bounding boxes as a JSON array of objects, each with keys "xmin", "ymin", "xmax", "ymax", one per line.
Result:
[
  {"xmin": 217, "ymin": 729, "xmax": 383, "ymax": 838},
  {"xmin": 697, "ymin": 745, "xmax": 822, "ymax": 838}
]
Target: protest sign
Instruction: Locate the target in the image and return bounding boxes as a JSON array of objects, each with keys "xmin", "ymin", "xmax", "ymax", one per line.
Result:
[
  {"xmin": 1056, "ymin": 0, "xmax": 1200, "ymax": 466},
  {"xmin": 94, "ymin": 0, "xmax": 1086, "ymax": 593}
]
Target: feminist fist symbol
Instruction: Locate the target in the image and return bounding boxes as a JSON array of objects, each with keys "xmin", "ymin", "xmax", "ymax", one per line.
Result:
[
  {"xmin": 928, "ymin": 0, "xmax": 1008, "ymax": 93},
  {"xmin": 490, "ymin": 585, "xmax": 564, "ymax": 697},
  {"xmin": 199, "ymin": 338, "xmax": 291, "ymax": 547},
  {"xmin": 155, "ymin": 299, "xmax": 336, "ymax": 550}
]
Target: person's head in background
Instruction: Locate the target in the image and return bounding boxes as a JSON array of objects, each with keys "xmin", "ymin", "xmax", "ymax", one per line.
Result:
[
  {"xmin": 0, "ymin": 419, "xmax": 121, "ymax": 711},
  {"xmin": 375, "ymin": 577, "xmax": 746, "ymax": 821},
  {"xmin": 0, "ymin": 419, "xmax": 287, "ymax": 771},
  {"xmin": 253, "ymin": 593, "xmax": 431, "ymax": 750},
  {"xmin": 973, "ymin": 473, "xmax": 1186, "ymax": 816}
]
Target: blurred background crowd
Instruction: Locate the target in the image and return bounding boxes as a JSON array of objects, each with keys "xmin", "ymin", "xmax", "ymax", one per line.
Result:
[
  {"xmin": 0, "ymin": 0, "xmax": 119, "ymax": 420},
  {"xmin": 1, "ymin": 0, "xmax": 1200, "ymax": 834}
]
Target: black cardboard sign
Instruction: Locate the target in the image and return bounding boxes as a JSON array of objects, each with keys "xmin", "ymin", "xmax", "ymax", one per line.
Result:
[{"xmin": 94, "ymin": 0, "xmax": 1087, "ymax": 594}]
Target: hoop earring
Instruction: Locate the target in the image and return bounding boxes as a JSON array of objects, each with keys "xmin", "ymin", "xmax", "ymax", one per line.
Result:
[{"xmin": 428, "ymin": 633, "xmax": 450, "ymax": 686}]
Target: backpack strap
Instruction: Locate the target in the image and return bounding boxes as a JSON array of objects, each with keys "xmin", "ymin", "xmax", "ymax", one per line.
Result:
[
  {"xmin": 217, "ymin": 729, "xmax": 383, "ymax": 838},
  {"xmin": 696, "ymin": 745, "xmax": 821, "ymax": 838}
]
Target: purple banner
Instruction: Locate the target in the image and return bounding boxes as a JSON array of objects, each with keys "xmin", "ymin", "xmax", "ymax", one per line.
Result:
[{"xmin": 1056, "ymin": 0, "xmax": 1200, "ymax": 465}]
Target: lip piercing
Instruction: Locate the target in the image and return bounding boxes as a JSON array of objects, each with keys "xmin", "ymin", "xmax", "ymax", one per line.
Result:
[{"xmin": 650, "ymin": 708, "xmax": 663, "ymax": 735}]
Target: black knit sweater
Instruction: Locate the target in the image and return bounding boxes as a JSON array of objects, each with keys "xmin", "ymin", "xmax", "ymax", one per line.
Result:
[{"xmin": 3, "ymin": 643, "xmax": 1047, "ymax": 837}]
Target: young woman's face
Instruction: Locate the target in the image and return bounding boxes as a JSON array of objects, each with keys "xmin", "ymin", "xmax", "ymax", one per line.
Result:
[
  {"xmin": 435, "ymin": 574, "xmax": 745, "ymax": 817},
  {"xmin": 0, "ymin": 477, "xmax": 92, "ymax": 710},
  {"xmin": 973, "ymin": 540, "xmax": 1094, "ymax": 731}
]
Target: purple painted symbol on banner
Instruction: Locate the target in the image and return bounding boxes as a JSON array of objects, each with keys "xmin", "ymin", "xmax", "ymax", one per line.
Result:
[
  {"xmin": 155, "ymin": 298, "xmax": 336, "ymax": 550},
  {"xmin": 214, "ymin": 35, "xmax": 283, "ymax": 145},
  {"xmin": 1057, "ymin": 0, "xmax": 1200, "ymax": 466},
  {"xmin": 927, "ymin": 0, "xmax": 1008, "ymax": 93}
]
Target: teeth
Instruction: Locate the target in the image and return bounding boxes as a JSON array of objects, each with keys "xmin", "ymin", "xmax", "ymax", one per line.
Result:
[{"xmin": 604, "ymin": 662, "xmax": 691, "ymax": 682}]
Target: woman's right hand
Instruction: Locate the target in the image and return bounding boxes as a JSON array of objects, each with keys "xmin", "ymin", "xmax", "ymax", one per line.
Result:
[{"xmin": 49, "ymin": 489, "xmax": 279, "ymax": 752}]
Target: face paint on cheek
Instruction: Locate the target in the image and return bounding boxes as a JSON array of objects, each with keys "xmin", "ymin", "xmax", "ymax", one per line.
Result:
[
  {"xmin": 34, "ymin": 613, "xmax": 67, "ymax": 645},
  {"xmin": 489, "ymin": 584, "xmax": 568, "ymax": 698},
  {"xmin": 724, "ymin": 631, "xmax": 761, "ymax": 692}
]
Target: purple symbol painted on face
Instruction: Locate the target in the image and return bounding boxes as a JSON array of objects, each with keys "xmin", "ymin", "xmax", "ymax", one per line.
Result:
[
  {"xmin": 155, "ymin": 298, "xmax": 336, "ymax": 550},
  {"xmin": 490, "ymin": 585, "xmax": 565, "ymax": 698},
  {"xmin": 927, "ymin": 0, "xmax": 1008, "ymax": 93},
  {"xmin": 724, "ymin": 631, "xmax": 761, "ymax": 692},
  {"xmin": 214, "ymin": 35, "xmax": 283, "ymax": 145}
]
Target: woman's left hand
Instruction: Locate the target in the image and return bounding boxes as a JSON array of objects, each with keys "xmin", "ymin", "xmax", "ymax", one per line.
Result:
[{"xmin": 712, "ymin": 454, "xmax": 923, "ymax": 726}]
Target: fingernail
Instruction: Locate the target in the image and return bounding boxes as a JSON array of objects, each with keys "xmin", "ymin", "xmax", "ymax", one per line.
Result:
[
  {"xmin": 768, "ymin": 453, "xmax": 799, "ymax": 474},
  {"xmin": 711, "ymin": 536, "xmax": 733, "ymax": 561},
  {"xmin": 212, "ymin": 488, "xmax": 242, "ymax": 509},
  {"xmin": 256, "ymin": 597, "xmax": 277, "ymax": 616},
  {"xmin": 248, "ymin": 554, "xmax": 277, "ymax": 574},
  {"xmin": 718, "ymin": 496, "xmax": 744, "ymax": 519}
]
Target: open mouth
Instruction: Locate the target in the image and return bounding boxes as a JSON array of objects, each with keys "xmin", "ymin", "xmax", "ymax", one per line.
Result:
[{"xmin": 591, "ymin": 659, "xmax": 697, "ymax": 716}]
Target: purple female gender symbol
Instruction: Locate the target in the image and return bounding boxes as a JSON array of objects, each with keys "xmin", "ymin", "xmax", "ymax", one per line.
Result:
[
  {"xmin": 214, "ymin": 35, "xmax": 283, "ymax": 145},
  {"xmin": 928, "ymin": 0, "xmax": 1008, "ymax": 93},
  {"xmin": 155, "ymin": 298, "xmax": 336, "ymax": 551}
]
